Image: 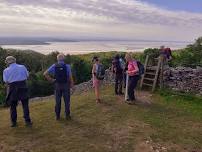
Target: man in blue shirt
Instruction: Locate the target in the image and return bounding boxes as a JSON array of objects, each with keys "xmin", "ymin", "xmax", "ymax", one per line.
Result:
[
  {"xmin": 3, "ymin": 56, "xmax": 32, "ymax": 127},
  {"xmin": 44, "ymin": 53, "xmax": 74, "ymax": 120}
]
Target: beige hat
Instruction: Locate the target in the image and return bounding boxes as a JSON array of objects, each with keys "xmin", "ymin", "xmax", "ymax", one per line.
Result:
[{"xmin": 5, "ymin": 56, "xmax": 16, "ymax": 64}]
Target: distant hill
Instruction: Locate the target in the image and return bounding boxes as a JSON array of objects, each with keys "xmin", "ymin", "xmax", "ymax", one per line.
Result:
[{"xmin": 0, "ymin": 37, "xmax": 79, "ymax": 45}]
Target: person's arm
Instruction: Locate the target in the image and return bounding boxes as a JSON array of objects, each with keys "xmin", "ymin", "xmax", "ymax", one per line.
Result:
[
  {"xmin": 127, "ymin": 62, "xmax": 139, "ymax": 76},
  {"xmin": 3, "ymin": 70, "xmax": 9, "ymax": 90},
  {"xmin": 43, "ymin": 70, "xmax": 55, "ymax": 83},
  {"xmin": 69, "ymin": 75, "xmax": 74, "ymax": 88},
  {"xmin": 111, "ymin": 63, "xmax": 114, "ymax": 73},
  {"xmin": 23, "ymin": 65, "xmax": 29, "ymax": 80},
  {"xmin": 168, "ymin": 50, "xmax": 173, "ymax": 61},
  {"xmin": 68, "ymin": 65, "xmax": 74, "ymax": 88},
  {"xmin": 43, "ymin": 64, "xmax": 56, "ymax": 83},
  {"xmin": 92, "ymin": 64, "xmax": 96, "ymax": 78},
  {"xmin": 3, "ymin": 70, "xmax": 8, "ymax": 84}
]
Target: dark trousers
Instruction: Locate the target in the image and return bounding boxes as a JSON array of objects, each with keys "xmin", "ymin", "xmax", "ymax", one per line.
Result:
[
  {"xmin": 55, "ymin": 83, "xmax": 70, "ymax": 118},
  {"xmin": 128, "ymin": 75, "xmax": 139, "ymax": 101},
  {"xmin": 115, "ymin": 74, "xmax": 123, "ymax": 94},
  {"xmin": 123, "ymin": 73, "xmax": 127, "ymax": 88},
  {"xmin": 10, "ymin": 99, "xmax": 31, "ymax": 123}
]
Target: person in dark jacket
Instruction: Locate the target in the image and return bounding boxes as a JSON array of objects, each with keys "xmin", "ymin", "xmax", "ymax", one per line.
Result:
[
  {"xmin": 3, "ymin": 56, "xmax": 32, "ymax": 127},
  {"xmin": 44, "ymin": 53, "xmax": 74, "ymax": 120},
  {"xmin": 112, "ymin": 54, "xmax": 124, "ymax": 95}
]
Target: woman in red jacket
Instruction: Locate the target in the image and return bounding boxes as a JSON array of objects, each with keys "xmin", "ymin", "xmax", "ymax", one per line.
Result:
[{"xmin": 125, "ymin": 53, "xmax": 139, "ymax": 104}]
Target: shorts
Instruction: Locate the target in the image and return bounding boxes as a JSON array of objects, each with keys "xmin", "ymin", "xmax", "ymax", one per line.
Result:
[{"xmin": 93, "ymin": 78, "xmax": 100, "ymax": 88}]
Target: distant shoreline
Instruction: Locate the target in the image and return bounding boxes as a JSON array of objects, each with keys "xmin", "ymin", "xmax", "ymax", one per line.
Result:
[{"xmin": 1, "ymin": 40, "xmax": 190, "ymax": 55}]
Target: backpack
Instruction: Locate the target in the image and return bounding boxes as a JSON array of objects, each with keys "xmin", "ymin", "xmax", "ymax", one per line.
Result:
[
  {"xmin": 113, "ymin": 59, "xmax": 123, "ymax": 74},
  {"xmin": 119, "ymin": 58, "xmax": 125, "ymax": 70},
  {"xmin": 136, "ymin": 61, "xmax": 145, "ymax": 76},
  {"xmin": 96, "ymin": 64, "xmax": 105, "ymax": 80},
  {"xmin": 54, "ymin": 63, "xmax": 68, "ymax": 83},
  {"xmin": 116, "ymin": 60, "xmax": 123, "ymax": 74}
]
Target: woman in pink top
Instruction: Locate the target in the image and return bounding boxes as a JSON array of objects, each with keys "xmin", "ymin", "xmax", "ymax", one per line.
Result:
[
  {"xmin": 92, "ymin": 56, "xmax": 101, "ymax": 103},
  {"xmin": 125, "ymin": 53, "xmax": 139, "ymax": 103}
]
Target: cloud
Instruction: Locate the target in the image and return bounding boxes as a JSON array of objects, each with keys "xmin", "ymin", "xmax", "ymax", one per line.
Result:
[{"xmin": 0, "ymin": 0, "xmax": 202, "ymax": 40}]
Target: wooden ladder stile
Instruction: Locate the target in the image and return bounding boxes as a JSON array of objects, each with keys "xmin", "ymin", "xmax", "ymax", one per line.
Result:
[{"xmin": 140, "ymin": 55, "xmax": 163, "ymax": 92}]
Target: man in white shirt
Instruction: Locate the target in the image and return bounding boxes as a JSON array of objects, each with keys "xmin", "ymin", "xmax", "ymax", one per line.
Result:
[{"xmin": 3, "ymin": 56, "xmax": 32, "ymax": 127}]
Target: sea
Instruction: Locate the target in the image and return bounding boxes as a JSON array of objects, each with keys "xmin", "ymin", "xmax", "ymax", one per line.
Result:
[{"xmin": 1, "ymin": 40, "xmax": 191, "ymax": 55}]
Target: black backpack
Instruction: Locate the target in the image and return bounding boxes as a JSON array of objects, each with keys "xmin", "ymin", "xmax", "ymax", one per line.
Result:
[
  {"xmin": 96, "ymin": 64, "xmax": 105, "ymax": 80},
  {"xmin": 54, "ymin": 64, "xmax": 68, "ymax": 83},
  {"xmin": 116, "ymin": 60, "xmax": 123, "ymax": 74},
  {"xmin": 113, "ymin": 59, "xmax": 123, "ymax": 74},
  {"xmin": 136, "ymin": 61, "xmax": 145, "ymax": 76}
]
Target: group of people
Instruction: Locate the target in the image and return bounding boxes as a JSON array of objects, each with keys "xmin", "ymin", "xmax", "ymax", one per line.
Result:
[
  {"xmin": 3, "ymin": 46, "xmax": 172, "ymax": 127},
  {"xmin": 92, "ymin": 53, "xmax": 141, "ymax": 105}
]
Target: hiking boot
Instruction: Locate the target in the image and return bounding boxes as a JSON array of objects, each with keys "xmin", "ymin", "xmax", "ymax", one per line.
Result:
[
  {"xmin": 96, "ymin": 99, "xmax": 101, "ymax": 103},
  {"xmin": 119, "ymin": 92, "xmax": 124, "ymax": 95},
  {"xmin": 128, "ymin": 99, "xmax": 136, "ymax": 105},
  {"xmin": 25, "ymin": 121, "xmax": 33, "ymax": 127},
  {"xmin": 11, "ymin": 122, "xmax": 17, "ymax": 128},
  {"xmin": 126, "ymin": 99, "xmax": 136, "ymax": 105},
  {"xmin": 65, "ymin": 115, "xmax": 71, "ymax": 120},
  {"xmin": 56, "ymin": 116, "xmax": 60, "ymax": 121}
]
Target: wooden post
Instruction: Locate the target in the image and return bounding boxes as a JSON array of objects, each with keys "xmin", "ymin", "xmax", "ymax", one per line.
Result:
[
  {"xmin": 152, "ymin": 56, "xmax": 162, "ymax": 92},
  {"xmin": 159, "ymin": 56, "xmax": 164, "ymax": 89},
  {"xmin": 140, "ymin": 55, "xmax": 149, "ymax": 89},
  {"xmin": 125, "ymin": 74, "xmax": 129, "ymax": 101}
]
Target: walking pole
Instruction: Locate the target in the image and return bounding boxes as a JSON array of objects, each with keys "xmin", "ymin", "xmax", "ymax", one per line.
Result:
[{"xmin": 125, "ymin": 73, "xmax": 129, "ymax": 101}]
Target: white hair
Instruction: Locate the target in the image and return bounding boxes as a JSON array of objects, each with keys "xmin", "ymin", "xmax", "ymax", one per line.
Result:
[{"xmin": 57, "ymin": 53, "xmax": 65, "ymax": 61}]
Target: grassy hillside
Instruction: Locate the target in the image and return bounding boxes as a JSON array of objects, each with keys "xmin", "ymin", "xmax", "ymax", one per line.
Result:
[{"xmin": 0, "ymin": 86, "xmax": 202, "ymax": 152}]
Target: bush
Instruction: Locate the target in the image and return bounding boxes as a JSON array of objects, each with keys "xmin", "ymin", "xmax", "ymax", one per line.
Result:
[
  {"xmin": 71, "ymin": 57, "xmax": 91, "ymax": 84},
  {"xmin": 0, "ymin": 84, "xmax": 6, "ymax": 106},
  {"xmin": 28, "ymin": 72, "xmax": 54, "ymax": 98},
  {"xmin": 143, "ymin": 48, "xmax": 160, "ymax": 59},
  {"xmin": 170, "ymin": 37, "xmax": 202, "ymax": 68}
]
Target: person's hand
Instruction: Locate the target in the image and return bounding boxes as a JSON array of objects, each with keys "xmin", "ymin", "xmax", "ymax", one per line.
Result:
[
  {"xmin": 50, "ymin": 78, "xmax": 56, "ymax": 83},
  {"xmin": 70, "ymin": 86, "xmax": 76, "ymax": 95},
  {"xmin": 70, "ymin": 82, "xmax": 74, "ymax": 88}
]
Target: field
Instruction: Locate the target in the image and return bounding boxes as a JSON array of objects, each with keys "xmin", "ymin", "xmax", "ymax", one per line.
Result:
[{"xmin": 0, "ymin": 85, "xmax": 202, "ymax": 152}]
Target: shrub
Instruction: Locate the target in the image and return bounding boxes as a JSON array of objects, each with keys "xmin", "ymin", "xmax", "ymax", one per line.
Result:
[
  {"xmin": 28, "ymin": 72, "xmax": 54, "ymax": 97},
  {"xmin": 0, "ymin": 84, "xmax": 6, "ymax": 106}
]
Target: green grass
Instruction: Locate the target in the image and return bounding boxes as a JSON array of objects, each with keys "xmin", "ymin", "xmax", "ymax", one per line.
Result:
[{"xmin": 0, "ymin": 86, "xmax": 202, "ymax": 152}]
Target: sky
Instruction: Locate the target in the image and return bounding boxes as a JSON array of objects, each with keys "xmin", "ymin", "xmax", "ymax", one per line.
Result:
[{"xmin": 0, "ymin": 0, "xmax": 202, "ymax": 41}]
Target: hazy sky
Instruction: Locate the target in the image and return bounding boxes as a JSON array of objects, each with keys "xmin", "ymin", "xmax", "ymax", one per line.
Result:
[{"xmin": 0, "ymin": 0, "xmax": 202, "ymax": 41}]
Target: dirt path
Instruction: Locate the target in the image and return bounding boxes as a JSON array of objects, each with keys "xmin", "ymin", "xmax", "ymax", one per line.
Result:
[{"xmin": 116, "ymin": 90, "xmax": 153, "ymax": 106}]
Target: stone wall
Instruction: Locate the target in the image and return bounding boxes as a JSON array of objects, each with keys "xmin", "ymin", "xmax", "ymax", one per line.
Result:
[
  {"xmin": 164, "ymin": 67, "xmax": 202, "ymax": 95},
  {"xmin": 73, "ymin": 69, "xmax": 114, "ymax": 95}
]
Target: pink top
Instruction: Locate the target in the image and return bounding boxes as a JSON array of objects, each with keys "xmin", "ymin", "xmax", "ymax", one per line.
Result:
[{"xmin": 127, "ymin": 60, "xmax": 139, "ymax": 76}]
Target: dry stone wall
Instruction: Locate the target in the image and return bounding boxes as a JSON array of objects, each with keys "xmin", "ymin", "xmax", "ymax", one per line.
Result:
[
  {"xmin": 164, "ymin": 67, "xmax": 202, "ymax": 95},
  {"xmin": 73, "ymin": 69, "xmax": 114, "ymax": 95}
]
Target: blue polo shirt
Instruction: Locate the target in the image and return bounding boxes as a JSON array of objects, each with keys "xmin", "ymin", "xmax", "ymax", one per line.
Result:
[
  {"xmin": 47, "ymin": 61, "xmax": 72, "ymax": 77},
  {"xmin": 3, "ymin": 63, "xmax": 29, "ymax": 83}
]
